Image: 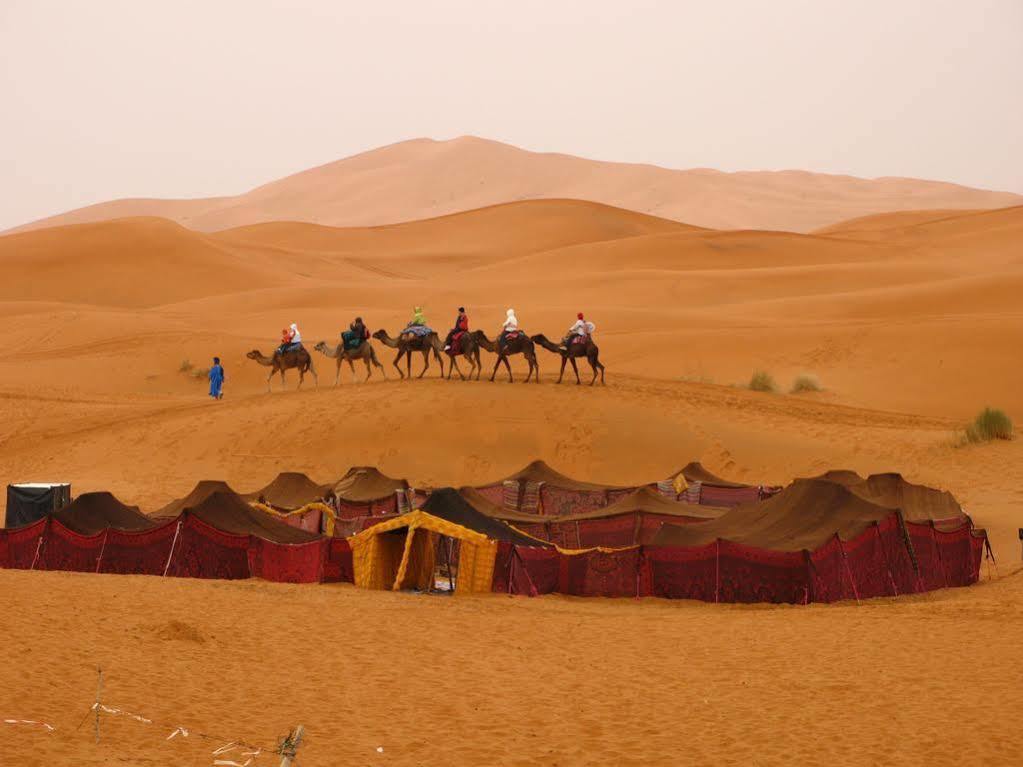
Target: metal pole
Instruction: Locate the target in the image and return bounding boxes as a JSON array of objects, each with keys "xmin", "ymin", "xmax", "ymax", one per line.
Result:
[{"xmin": 93, "ymin": 666, "xmax": 103, "ymax": 743}]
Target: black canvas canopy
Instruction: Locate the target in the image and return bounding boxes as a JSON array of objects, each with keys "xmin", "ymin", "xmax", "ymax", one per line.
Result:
[{"xmin": 5, "ymin": 483, "xmax": 71, "ymax": 528}]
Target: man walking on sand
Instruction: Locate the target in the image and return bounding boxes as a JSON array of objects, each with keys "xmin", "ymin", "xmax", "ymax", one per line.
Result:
[{"xmin": 208, "ymin": 357, "xmax": 225, "ymax": 400}]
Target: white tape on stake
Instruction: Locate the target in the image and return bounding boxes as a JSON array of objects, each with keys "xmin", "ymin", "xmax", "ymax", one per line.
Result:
[{"xmin": 3, "ymin": 719, "xmax": 55, "ymax": 731}]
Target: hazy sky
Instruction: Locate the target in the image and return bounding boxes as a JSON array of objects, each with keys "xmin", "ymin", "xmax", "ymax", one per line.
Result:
[{"xmin": 2, "ymin": 0, "xmax": 1021, "ymax": 230}]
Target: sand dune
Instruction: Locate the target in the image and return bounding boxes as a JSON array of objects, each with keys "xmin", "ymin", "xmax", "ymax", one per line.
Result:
[
  {"xmin": 0, "ymin": 217, "xmax": 290, "ymax": 308},
  {"xmin": 8, "ymin": 136, "xmax": 1022, "ymax": 235},
  {"xmin": 2, "ymin": 193, "xmax": 1023, "ymax": 767}
]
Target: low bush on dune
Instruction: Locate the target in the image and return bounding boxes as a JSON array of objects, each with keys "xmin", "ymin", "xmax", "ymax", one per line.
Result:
[
  {"xmin": 965, "ymin": 407, "xmax": 1013, "ymax": 443},
  {"xmin": 748, "ymin": 370, "xmax": 777, "ymax": 393},
  {"xmin": 191, "ymin": 367, "xmax": 210, "ymax": 380},
  {"xmin": 791, "ymin": 373, "xmax": 822, "ymax": 393},
  {"xmin": 178, "ymin": 359, "xmax": 194, "ymax": 373}
]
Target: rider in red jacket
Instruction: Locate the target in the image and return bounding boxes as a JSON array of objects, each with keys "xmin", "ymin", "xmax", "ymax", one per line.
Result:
[{"xmin": 444, "ymin": 307, "xmax": 469, "ymax": 351}]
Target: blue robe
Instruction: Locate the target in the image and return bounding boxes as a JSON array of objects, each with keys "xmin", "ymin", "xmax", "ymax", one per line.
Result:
[{"xmin": 208, "ymin": 364, "xmax": 224, "ymax": 398}]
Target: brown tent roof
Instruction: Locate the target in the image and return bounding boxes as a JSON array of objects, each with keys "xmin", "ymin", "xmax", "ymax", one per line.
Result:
[
  {"xmin": 153, "ymin": 480, "xmax": 239, "ymax": 518},
  {"xmin": 51, "ymin": 492, "xmax": 155, "ymax": 535},
  {"xmin": 483, "ymin": 460, "xmax": 631, "ymax": 492},
  {"xmin": 333, "ymin": 467, "xmax": 409, "ymax": 502},
  {"xmin": 808, "ymin": 470, "xmax": 965, "ymax": 522},
  {"xmin": 184, "ymin": 490, "xmax": 319, "ymax": 544},
  {"xmin": 242, "ymin": 472, "xmax": 332, "ymax": 510},
  {"xmin": 557, "ymin": 486, "xmax": 727, "ymax": 522},
  {"xmin": 421, "ymin": 488, "xmax": 549, "ymax": 547},
  {"xmin": 651, "ymin": 478, "xmax": 908, "ymax": 552},
  {"xmin": 672, "ymin": 462, "xmax": 750, "ymax": 489},
  {"xmin": 457, "ymin": 487, "xmax": 555, "ymax": 524}
]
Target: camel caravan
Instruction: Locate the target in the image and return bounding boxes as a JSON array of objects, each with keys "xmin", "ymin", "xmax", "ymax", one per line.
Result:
[{"xmin": 246, "ymin": 308, "xmax": 605, "ymax": 391}]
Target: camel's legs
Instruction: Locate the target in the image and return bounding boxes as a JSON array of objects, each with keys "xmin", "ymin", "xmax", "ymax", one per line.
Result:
[
  {"xmin": 309, "ymin": 360, "xmax": 318, "ymax": 388},
  {"xmin": 333, "ymin": 359, "xmax": 341, "ymax": 387},
  {"xmin": 569, "ymin": 357, "xmax": 581, "ymax": 385},
  {"xmin": 473, "ymin": 349, "xmax": 482, "ymax": 380},
  {"xmin": 266, "ymin": 368, "xmax": 275, "ymax": 393},
  {"xmin": 557, "ymin": 357, "xmax": 567, "ymax": 384},
  {"xmin": 297, "ymin": 368, "xmax": 304, "ymax": 389},
  {"xmin": 503, "ymin": 356, "xmax": 514, "ymax": 383},
  {"xmin": 489, "ymin": 356, "xmax": 502, "ymax": 382},
  {"xmin": 391, "ymin": 350, "xmax": 405, "ymax": 379},
  {"xmin": 417, "ymin": 349, "xmax": 430, "ymax": 379},
  {"xmin": 279, "ymin": 369, "xmax": 286, "ymax": 390},
  {"xmin": 406, "ymin": 350, "xmax": 413, "ymax": 380},
  {"xmin": 528, "ymin": 354, "xmax": 540, "ymax": 383},
  {"xmin": 373, "ymin": 354, "xmax": 387, "ymax": 380},
  {"xmin": 362, "ymin": 358, "xmax": 371, "ymax": 381}
]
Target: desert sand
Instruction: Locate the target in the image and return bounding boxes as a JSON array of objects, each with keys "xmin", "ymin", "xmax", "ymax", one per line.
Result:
[
  {"xmin": 1, "ymin": 198, "xmax": 1022, "ymax": 765},
  {"xmin": 8, "ymin": 136, "xmax": 1023, "ymax": 235}
]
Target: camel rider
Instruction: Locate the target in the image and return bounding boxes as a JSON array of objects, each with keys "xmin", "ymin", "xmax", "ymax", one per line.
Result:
[
  {"xmin": 278, "ymin": 323, "xmax": 303, "ymax": 354},
  {"xmin": 444, "ymin": 307, "xmax": 469, "ymax": 351},
  {"xmin": 562, "ymin": 313, "xmax": 592, "ymax": 350},
  {"xmin": 499, "ymin": 308, "xmax": 519, "ymax": 350},
  {"xmin": 344, "ymin": 317, "xmax": 369, "ymax": 349},
  {"xmin": 402, "ymin": 306, "xmax": 430, "ymax": 340}
]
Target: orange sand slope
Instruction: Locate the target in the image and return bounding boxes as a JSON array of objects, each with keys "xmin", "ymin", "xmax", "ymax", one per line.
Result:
[
  {"xmin": 2, "ymin": 194, "xmax": 1023, "ymax": 767},
  {"xmin": 9, "ymin": 136, "xmax": 1023, "ymax": 234}
]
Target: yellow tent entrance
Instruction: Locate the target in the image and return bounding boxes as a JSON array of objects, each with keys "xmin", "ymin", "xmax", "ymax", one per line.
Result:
[{"xmin": 349, "ymin": 510, "xmax": 498, "ymax": 595}]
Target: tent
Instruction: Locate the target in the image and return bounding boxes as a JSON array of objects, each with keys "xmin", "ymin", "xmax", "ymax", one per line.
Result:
[
  {"xmin": 242, "ymin": 472, "xmax": 332, "ymax": 511},
  {"xmin": 659, "ymin": 462, "xmax": 775, "ymax": 506},
  {"xmin": 153, "ymin": 480, "xmax": 239, "ymax": 518},
  {"xmin": 645, "ymin": 478, "xmax": 985, "ymax": 601},
  {"xmin": 0, "ymin": 488, "xmax": 350, "ymax": 585},
  {"xmin": 332, "ymin": 467, "xmax": 412, "ymax": 518},
  {"xmin": 5, "ymin": 483, "xmax": 71, "ymax": 528},
  {"xmin": 809, "ymin": 470, "xmax": 966, "ymax": 523},
  {"xmin": 183, "ymin": 491, "xmax": 319, "ymax": 544},
  {"xmin": 474, "ymin": 460, "xmax": 635, "ymax": 516},
  {"xmin": 463, "ymin": 485, "xmax": 722, "ymax": 548},
  {"xmin": 350, "ymin": 488, "xmax": 547, "ymax": 594},
  {"xmin": 51, "ymin": 492, "xmax": 154, "ymax": 534}
]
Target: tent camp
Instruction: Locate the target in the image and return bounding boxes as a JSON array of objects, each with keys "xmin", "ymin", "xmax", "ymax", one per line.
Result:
[
  {"xmin": 332, "ymin": 467, "xmax": 412, "ymax": 518},
  {"xmin": 4, "ymin": 483, "xmax": 71, "ymax": 528},
  {"xmin": 350, "ymin": 488, "xmax": 547, "ymax": 594},
  {"xmin": 474, "ymin": 460, "xmax": 634, "ymax": 515}
]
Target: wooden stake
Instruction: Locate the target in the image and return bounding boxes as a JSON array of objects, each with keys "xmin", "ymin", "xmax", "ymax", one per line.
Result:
[
  {"xmin": 278, "ymin": 725, "xmax": 304, "ymax": 767},
  {"xmin": 93, "ymin": 666, "xmax": 103, "ymax": 743}
]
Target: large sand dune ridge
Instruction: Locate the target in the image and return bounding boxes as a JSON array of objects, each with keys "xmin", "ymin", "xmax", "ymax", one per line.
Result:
[{"xmin": 8, "ymin": 136, "xmax": 1023, "ymax": 235}]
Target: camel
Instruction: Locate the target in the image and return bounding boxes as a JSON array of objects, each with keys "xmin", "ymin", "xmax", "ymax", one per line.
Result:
[
  {"xmin": 531, "ymin": 334, "xmax": 606, "ymax": 385},
  {"xmin": 313, "ymin": 339, "xmax": 387, "ymax": 385},
  {"xmin": 474, "ymin": 330, "xmax": 540, "ymax": 383},
  {"xmin": 372, "ymin": 329, "xmax": 445, "ymax": 380},
  {"xmin": 246, "ymin": 347, "xmax": 318, "ymax": 392},
  {"xmin": 444, "ymin": 330, "xmax": 484, "ymax": 381}
]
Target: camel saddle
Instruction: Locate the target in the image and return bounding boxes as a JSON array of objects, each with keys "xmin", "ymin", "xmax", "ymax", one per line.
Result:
[{"xmin": 449, "ymin": 330, "xmax": 466, "ymax": 355}]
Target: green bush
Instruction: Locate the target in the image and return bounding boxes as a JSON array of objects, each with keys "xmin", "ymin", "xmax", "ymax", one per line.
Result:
[
  {"xmin": 749, "ymin": 370, "xmax": 777, "ymax": 393},
  {"xmin": 791, "ymin": 373, "xmax": 822, "ymax": 393},
  {"xmin": 965, "ymin": 408, "xmax": 1013, "ymax": 442}
]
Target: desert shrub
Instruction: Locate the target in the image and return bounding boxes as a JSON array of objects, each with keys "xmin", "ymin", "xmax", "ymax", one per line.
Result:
[
  {"xmin": 179, "ymin": 359, "xmax": 194, "ymax": 373},
  {"xmin": 749, "ymin": 370, "xmax": 777, "ymax": 393},
  {"xmin": 965, "ymin": 408, "xmax": 1013, "ymax": 442},
  {"xmin": 191, "ymin": 367, "xmax": 210, "ymax": 380},
  {"xmin": 791, "ymin": 373, "xmax": 822, "ymax": 393}
]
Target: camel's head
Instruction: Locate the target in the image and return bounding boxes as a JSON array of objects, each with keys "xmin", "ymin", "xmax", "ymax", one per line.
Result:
[
  {"xmin": 245, "ymin": 350, "xmax": 261, "ymax": 360},
  {"xmin": 371, "ymin": 329, "xmax": 388, "ymax": 341},
  {"xmin": 530, "ymin": 334, "xmax": 548, "ymax": 343},
  {"xmin": 313, "ymin": 341, "xmax": 327, "ymax": 352}
]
